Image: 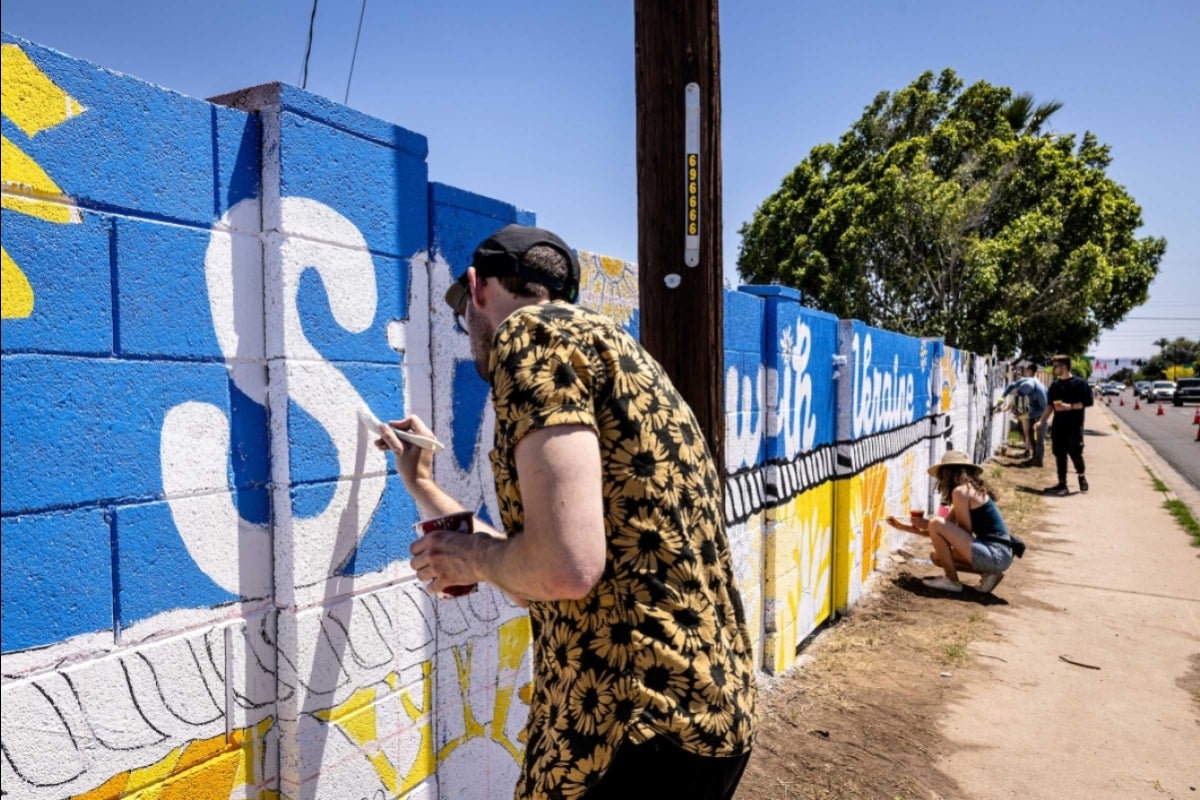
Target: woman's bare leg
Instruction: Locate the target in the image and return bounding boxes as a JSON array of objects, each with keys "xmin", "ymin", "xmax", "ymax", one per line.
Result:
[{"xmin": 928, "ymin": 518, "xmax": 975, "ymax": 582}]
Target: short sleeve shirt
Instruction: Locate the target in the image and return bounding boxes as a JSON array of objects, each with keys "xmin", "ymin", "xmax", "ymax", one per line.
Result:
[
  {"xmin": 487, "ymin": 302, "xmax": 757, "ymax": 800},
  {"xmin": 1015, "ymin": 377, "xmax": 1048, "ymax": 418},
  {"xmin": 1048, "ymin": 376, "xmax": 1091, "ymax": 430}
]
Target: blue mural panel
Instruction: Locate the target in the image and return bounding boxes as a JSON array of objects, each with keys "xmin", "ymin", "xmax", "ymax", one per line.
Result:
[
  {"xmin": 842, "ymin": 321, "xmax": 934, "ymax": 439},
  {"xmin": 430, "ymin": 183, "xmax": 536, "ymax": 272},
  {"xmin": 0, "ymin": 207, "xmax": 113, "ymax": 355},
  {"xmin": 113, "ymin": 500, "xmax": 241, "ymax": 628},
  {"xmin": 2, "ymin": 34, "xmax": 218, "ymax": 226},
  {"xmin": 286, "ymin": 361, "xmax": 406, "ymax": 485},
  {"xmin": 295, "ymin": 251, "xmax": 406, "ymax": 364},
  {"xmin": 277, "ymin": 111, "xmax": 427, "ymax": 259},
  {"xmin": 114, "ymin": 217, "xmax": 229, "ymax": 359},
  {"xmin": 1, "ymin": 356, "xmax": 252, "ymax": 514},
  {"xmin": 797, "ymin": 306, "xmax": 839, "ymax": 448},
  {"xmin": 1, "ymin": 506, "xmax": 113, "ymax": 652},
  {"xmin": 751, "ymin": 289, "xmax": 838, "ymax": 461},
  {"xmin": 724, "ymin": 288, "xmax": 765, "ymax": 356}
]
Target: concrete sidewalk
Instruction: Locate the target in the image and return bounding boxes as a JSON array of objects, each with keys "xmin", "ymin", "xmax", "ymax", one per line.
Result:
[{"xmin": 937, "ymin": 404, "xmax": 1200, "ymax": 799}]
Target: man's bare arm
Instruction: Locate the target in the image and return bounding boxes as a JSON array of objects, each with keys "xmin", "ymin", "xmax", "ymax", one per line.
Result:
[{"xmin": 409, "ymin": 425, "xmax": 607, "ymax": 602}]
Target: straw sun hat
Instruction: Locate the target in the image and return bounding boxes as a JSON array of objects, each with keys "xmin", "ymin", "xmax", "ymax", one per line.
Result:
[{"xmin": 927, "ymin": 450, "xmax": 983, "ymax": 478}]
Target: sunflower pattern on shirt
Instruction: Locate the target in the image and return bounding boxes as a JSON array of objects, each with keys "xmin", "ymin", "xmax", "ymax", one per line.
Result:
[{"xmin": 487, "ymin": 302, "xmax": 757, "ymax": 800}]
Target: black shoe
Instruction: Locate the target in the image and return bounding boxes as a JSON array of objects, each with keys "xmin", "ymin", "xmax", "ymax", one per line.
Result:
[
  {"xmin": 1044, "ymin": 484, "xmax": 1069, "ymax": 496},
  {"xmin": 1079, "ymin": 476, "xmax": 1088, "ymax": 493}
]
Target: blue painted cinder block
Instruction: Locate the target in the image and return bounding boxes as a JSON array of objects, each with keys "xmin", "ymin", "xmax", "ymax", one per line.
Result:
[
  {"xmin": 114, "ymin": 217, "xmax": 229, "ymax": 359},
  {"xmin": 1, "ymin": 356, "xmax": 256, "ymax": 514},
  {"xmin": 757, "ymin": 297, "xmax": 838, "ymax": 462},
  {"xmin": 286, "ymin": 362, "xmax": 406, "ymax": 485},
  {"xmin": 113, "ymin": 500, "xmax": 241, "ymax": 628},
  {"xmin": 1, "ymin": 506, "xmax": 113, "ymax": 653},
  {"xmin": 430, "ymin": 183, "xmax": 535, "ymax": 474},
  {"xmin": 213, "ymin": 104, "xmax": 261, "ymax": 217},
  {"xmin": 274, "ymin": 83, "xmax": 428, "ymax": 156},
  {"xmin": 800, "ymin": 306, "xmax": 840, "ymax": 448},
  {"xmin": 430, "ymin": 183, "xmax": 536, "ymax": 270},
  {"xmin": 278, "ymin": 112, "xmax": 428, "ymax": 259},
  {"xmin": 295, "ymin": 250, "xmax": 406, "ymax": 365},
  {"xmin": 0, "ymin": 207, "xmax": 114, "ymax": 355},
  {"xmin": 723, "ymin": 289, "xmax": 764, "ymax": 355},
  {"xmin": 2, "ymin": 34, "xmax": 218, "ymax": 226}
]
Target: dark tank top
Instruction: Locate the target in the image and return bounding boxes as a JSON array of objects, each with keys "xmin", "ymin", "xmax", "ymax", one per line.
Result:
[{"xmin": 970, "ymin": 499, "xmax": 1010, "ymax": 544}]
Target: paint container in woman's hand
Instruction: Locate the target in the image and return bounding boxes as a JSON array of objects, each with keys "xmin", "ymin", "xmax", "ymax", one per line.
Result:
[
  {"xmin": 910, "ymin": 509, "xmax": 925, "ymax": 526},
  {"xmin": 413, "ymin": 511, "xmax": 477, "ymax": 598}
]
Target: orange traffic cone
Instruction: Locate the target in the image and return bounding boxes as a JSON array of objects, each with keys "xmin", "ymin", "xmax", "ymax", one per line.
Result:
[
  {"xmin": 1196, "ymin": 424, "xmax": 1200, "ymax": 442},
  {"xmin": 1156, "ymin": 402, "xmax": 1165, "ymax": 416},
  {"xmin": 1119, "ymin": 396, "xmax": 1125, "ymax": 406},
  {"xmin": 1106, "ymin": 396, "xmax": 1111, "ymax": 405},
  {"xmin": 1193, "ymin": 407, "xmax": 1199, "ymax": 425},
  {"xmin": 1134, "ymin": 397, "xmax": 1141, "ymax": 410}
]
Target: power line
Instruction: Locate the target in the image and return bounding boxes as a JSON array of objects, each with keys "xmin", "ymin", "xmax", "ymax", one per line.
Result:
[
  {"xmin": 300, "ymin": 0, "xmax": 320, "ymax": 90},
  {"xmin": 345, "ymin": 0, "xmax": 368, "ymax": 104},
  {"xmin": 1121, "ymin": 317, "xmax": 1200, "ymax": 321}
]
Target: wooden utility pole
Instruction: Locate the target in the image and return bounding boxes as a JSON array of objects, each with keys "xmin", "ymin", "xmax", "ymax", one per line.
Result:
[{"xmin": 635, "ymin": 0, "xmax": 725, "ymax": 475}]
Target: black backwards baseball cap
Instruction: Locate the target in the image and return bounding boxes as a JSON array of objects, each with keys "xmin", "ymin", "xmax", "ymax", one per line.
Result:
[{"xmin": 443, "ymin": 224, "xmax": 581, "ymax": 312}]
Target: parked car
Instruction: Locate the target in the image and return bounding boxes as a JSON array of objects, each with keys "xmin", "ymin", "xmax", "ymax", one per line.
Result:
[
  {"xmin": 1151, "ymin": 381, "xmax": 1177, "ymax": 402},
  {"xmin": 1173, "ymin": 378, "xmax": 1200, "ymax": 406}
]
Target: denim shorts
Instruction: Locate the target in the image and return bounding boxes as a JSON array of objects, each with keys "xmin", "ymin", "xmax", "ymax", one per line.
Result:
[{"xmin": 972, "ymin": 539, "xmax": 1014, "ymax": 574}]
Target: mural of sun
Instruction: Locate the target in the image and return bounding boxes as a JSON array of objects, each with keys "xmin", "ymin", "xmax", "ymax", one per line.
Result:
[
  {"xmin": 577, "ymin": 249, "xmax": 637, "ymax": 328},
  {"xmin": 1, "ymin": 43, "xmax": 86, "ymax": 318}
]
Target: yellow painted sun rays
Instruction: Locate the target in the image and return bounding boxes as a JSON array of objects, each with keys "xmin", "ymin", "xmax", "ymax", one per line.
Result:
[{"xmin": 1, "ymin": 43, "xmax": 86, "ymax": 318}]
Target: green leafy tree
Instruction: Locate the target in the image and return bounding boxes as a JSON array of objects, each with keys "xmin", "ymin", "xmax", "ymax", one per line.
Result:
[
  {"xmin": 1148, "ymin": 336, "xmax": 1200, "ymax": 380},
  {"xmin": 737, "ymin": 69, "xmax": 1166, "ymax": 358}
]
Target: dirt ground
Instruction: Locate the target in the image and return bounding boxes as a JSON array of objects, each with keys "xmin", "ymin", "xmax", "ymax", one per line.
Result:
[{"xmin": 734, "ymin": 451, "xmax": 1083, "ymax": 800}]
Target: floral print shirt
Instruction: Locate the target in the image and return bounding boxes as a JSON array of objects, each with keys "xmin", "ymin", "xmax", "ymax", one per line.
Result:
[{"xmin": 487, "ymin": 302, "xmax": 757, "ymax": 800}]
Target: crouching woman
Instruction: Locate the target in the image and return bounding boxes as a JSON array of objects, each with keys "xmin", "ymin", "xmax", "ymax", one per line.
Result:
[{"xmin": 888, "ymin": 450, "xmax": 1014, "ymax": 594}]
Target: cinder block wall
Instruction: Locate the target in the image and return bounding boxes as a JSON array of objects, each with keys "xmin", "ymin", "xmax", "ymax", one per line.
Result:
[{"xmin": 1, "ymin": 33, "xmax": 1004, "ymax": 799}]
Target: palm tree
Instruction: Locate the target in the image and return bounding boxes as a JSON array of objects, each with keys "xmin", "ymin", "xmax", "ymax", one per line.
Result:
[
  {"xmin": 1003, "ymin": 93, "xmax": 1064, "ymax": 136},
  {"xmin": 1153, "ymin": 337, "xmax": 1172, "ymax": 379}
]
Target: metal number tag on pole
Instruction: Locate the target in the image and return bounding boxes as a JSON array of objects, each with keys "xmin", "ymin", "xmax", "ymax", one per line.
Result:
[{"xmin": 684, "ymin": 82, "xmax": 700, "ymax": 268}]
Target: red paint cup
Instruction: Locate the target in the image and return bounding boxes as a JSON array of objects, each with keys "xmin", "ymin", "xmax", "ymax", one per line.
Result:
[
  {"xmin": 413, "ymin": 511, "xmax": 477, "ymax": 598},
  {"xmin": 910, "ymin": 509, "xmax": 925, "ymax": 524}
]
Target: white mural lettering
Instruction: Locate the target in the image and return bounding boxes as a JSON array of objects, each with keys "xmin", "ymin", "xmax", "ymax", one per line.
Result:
[
  {"xmin": 852, "ymin": 332, "xmax": 915, "ymax": 438},
  {"xmin": 772, "ymin": 322, "xmax": 818, "ymax": 454}
]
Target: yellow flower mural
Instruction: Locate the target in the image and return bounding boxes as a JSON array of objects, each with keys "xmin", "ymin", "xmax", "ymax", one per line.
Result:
[{"xmin": 1, "ymin": 43, "xmax": 86, "ymax": 318}]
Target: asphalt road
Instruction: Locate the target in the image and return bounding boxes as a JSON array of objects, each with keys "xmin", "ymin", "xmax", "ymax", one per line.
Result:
[{"xmin": 1101, "ymin": 388, "xmax": 1200, "ymax": 493}]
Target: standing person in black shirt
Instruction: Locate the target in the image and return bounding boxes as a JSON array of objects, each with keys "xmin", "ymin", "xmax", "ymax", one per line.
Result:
[{"xmin": 1038, "ymin": 354, "xmax": 1093, "ymax": 496}]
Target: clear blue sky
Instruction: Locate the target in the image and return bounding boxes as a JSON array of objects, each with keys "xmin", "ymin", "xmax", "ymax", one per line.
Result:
[{"xmin": 5, "ymin": 0, "xmax": 1196, "ymax": 360}]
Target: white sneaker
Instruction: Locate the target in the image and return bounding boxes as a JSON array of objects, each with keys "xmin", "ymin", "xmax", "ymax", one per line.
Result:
[
  {"xmin": 922, "ymin": 576, "xmax": 963, "ymax": 593},
  {"xmin": 978, "ymin": 572, "xmax": 1005, "ymax": 594}
]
